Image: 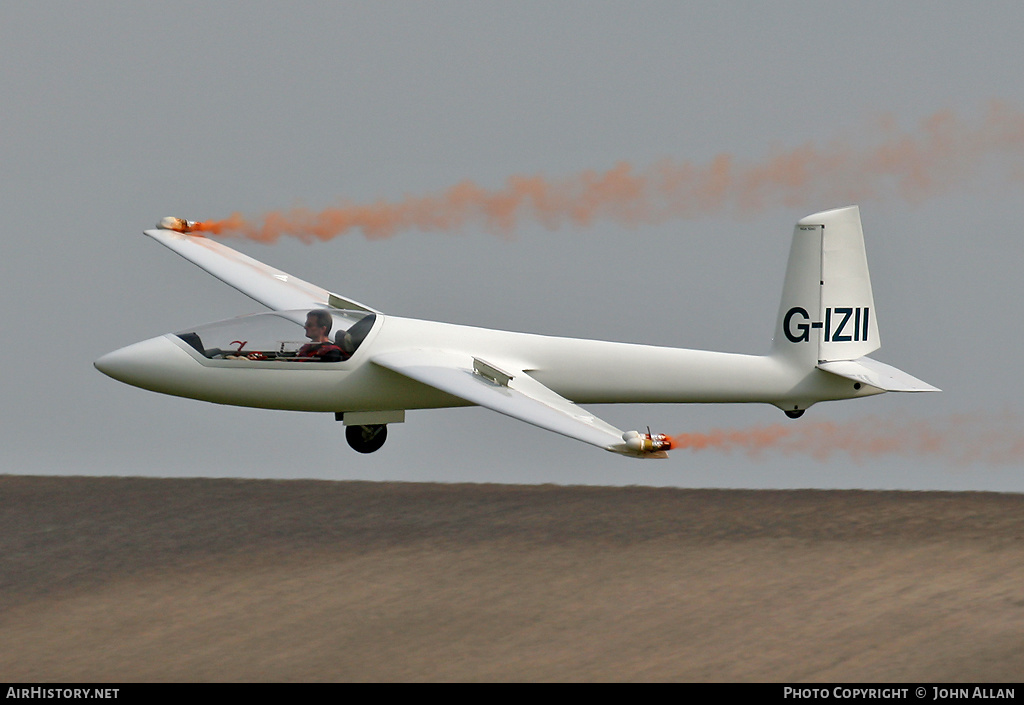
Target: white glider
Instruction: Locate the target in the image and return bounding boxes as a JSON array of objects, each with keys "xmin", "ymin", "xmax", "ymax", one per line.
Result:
[{"xmin": 95, "ymin": 206, "xmax": 937, "ymax": 458}]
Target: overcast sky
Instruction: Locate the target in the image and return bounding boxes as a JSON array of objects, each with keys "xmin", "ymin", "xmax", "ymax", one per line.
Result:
[{"xmin": 4, "ymin": 2, "xmax": 1024, "ymax": 491}]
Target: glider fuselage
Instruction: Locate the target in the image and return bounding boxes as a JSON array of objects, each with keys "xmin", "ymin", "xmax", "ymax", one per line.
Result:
[{"xmin": 97, "ymin": 313, "xmax": 876, "ymax": 414}]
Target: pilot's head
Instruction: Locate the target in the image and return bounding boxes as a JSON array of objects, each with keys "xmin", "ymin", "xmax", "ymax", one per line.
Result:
[{"xmin": 304, "ymin": 309, "xmax": 333, "ymax": 341}]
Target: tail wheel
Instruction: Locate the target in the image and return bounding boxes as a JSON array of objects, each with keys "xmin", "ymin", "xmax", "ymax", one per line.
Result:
[{"xmin": 346, "ymin": 424, "xmax": 388, "ymax": 453}]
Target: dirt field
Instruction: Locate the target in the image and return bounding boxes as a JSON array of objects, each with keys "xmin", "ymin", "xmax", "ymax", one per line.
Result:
[{"xmin": 1, "ymin": 475, "xmax": 1022, "ymax": 682}]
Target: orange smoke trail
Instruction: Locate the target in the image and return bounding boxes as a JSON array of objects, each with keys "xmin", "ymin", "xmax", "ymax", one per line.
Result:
[
  {"xmin": 195, "ymin": 102, "xmax": 1024, "ymax": 242},
  {"xmin": 668, "ymin": 415, "xmax": 1024, "ymax": 465}
]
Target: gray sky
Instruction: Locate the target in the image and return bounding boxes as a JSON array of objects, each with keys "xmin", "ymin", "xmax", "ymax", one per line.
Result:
[{"xmin": 4, "ymin": 1, "xmax": 1024, "ymax": 490}]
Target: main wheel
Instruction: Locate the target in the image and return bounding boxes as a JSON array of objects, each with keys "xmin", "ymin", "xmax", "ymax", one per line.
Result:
[{"xmin": 346, "ymin": 424, "xmax": 388, "ymax": 453}]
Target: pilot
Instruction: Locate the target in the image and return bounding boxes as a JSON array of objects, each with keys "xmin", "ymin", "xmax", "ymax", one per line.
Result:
[{"xmin": 296, "ymin": 309, "xmax": 345, "ymax": 362}]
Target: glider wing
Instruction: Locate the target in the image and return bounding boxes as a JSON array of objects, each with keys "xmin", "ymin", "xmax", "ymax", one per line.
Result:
[
  {"xmin": 144, "ymin": 228, "xmax": 378, "ymax": 314},
  {"xmin": 371, "ymin": 349, "xmax": 658, "ymax": 457}
]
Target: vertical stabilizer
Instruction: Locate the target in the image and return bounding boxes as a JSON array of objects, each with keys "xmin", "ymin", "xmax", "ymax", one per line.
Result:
[{"xmin": 772, "ymin": 206, "xmax": 880, "ymax": 365}]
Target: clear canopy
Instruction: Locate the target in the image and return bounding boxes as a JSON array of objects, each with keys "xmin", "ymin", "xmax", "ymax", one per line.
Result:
[{"xmin": 176, "ymin": 309, "xmax": 376, "ymax": 361}]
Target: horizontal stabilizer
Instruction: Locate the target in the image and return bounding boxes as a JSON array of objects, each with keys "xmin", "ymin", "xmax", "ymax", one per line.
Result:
[{"xmin": 818, "ymin": 357, "xmax": 940, "ymax": 392}]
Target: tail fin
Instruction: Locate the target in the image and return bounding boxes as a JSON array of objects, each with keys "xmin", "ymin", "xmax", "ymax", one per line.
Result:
[
  {"xmin": 771, "ymin": 205, "xmax": 938, "ymax": 393},
  {"xmin": 772, "ymin": 205, "xmax": 879, "ymax": 365}
]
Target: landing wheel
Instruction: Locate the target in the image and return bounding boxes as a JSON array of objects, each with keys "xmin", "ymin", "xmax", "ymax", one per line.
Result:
[
  {"xmin": 784, "ymin": 409, "xmax": 805, "ymax": 419},
  {"xmin": 346, "ymin": 424, "xmax": 388, "ymax": 453}
]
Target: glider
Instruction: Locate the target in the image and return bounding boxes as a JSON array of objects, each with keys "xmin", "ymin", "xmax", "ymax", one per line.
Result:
[{"xmin": 95, "ymin": 206, "xmax": 937, "ymax": 458}]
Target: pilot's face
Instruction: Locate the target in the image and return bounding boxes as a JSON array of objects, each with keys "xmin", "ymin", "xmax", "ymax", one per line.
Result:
[{"xmin": 304, "ymin": 316, "xmax": 326, "ymax": 341}]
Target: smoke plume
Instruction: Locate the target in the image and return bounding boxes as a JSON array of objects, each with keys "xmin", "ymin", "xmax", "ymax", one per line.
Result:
[
  {"xmin": 669, "ymin": 415, "xmax": 1024, "ymax": 465},
  {"xmin": 193, "ymin": 102, "xmax": 1024, "ymax": 242}
]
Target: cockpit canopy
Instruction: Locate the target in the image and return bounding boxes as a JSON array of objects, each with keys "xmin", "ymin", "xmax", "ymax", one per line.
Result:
[{"xmin": 176, "ymin": 309, "xmax": 377, "ymax": 361}]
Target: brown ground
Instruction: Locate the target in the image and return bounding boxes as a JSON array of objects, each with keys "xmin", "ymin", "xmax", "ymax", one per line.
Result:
[{"xmin": 1, "ymin": 475, "xmax": 1022, "ymax": 682}]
